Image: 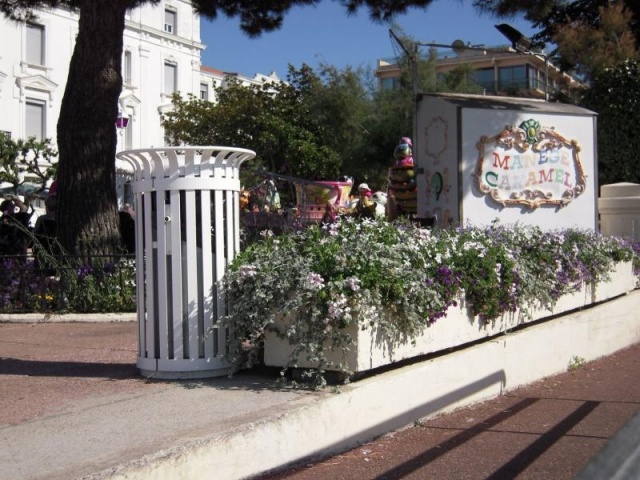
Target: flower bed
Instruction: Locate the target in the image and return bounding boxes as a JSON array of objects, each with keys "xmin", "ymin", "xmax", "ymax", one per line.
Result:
[
  {"xmin": 220, "ymin": 218, "xmax": 639, "ymax": 388},
  {"xmin": 0, "ymin": 254, "xmax": 136, "ymax": 313},
  {"xmin": 263, "ymin": 261, "xmax": 635, "ymax": 373}
]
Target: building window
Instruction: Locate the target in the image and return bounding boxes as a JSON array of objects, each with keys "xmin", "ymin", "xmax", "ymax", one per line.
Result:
[
  {"xmin": 200, "ymin": 82, "xmax": 208, "ymax": 100},
  {"xmin": 528, "ymin": 65, "xmax": 546, "ymax": 91},
  {"xmin": 470, "ymin": 67, "xmax": 495, "ymax": 93},
  {"xmin": 164, "ymin": 62, "xmax": 177, "ymax": 94},
  {"xmin": 26, "ymin": 99, "xmax": 46, "ymax": 140},
  {"xmin": 164, "ymin": 9, "xmax": 176, "ymax": 34},
  {"xmin": 380, "ymin": 77, "xmax": 400, "ymax": 91},
  {"xmin": 498, "ymin": 65, "xmax": 527, "ymax": 92},
  {"xmin": 123, "ymin": 51, "xmax": 132, "ymax": 85},
  {"xmin": 124, "ymin": 181, "xmax": 133, "ymax": 206},
  {"xmin": 26, "ymin": 23, "xmax": 45, "ymax": 66}
]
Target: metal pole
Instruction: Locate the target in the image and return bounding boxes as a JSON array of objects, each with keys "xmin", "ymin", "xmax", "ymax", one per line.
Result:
[{"xmin": 545, "ymin": 55, "xmax": 549, "ymax": 101}]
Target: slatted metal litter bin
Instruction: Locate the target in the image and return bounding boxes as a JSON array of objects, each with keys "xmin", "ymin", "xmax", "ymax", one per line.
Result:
[{"xmin": 116, "ymin": 146, "xmax": 255, "ymax": 378}]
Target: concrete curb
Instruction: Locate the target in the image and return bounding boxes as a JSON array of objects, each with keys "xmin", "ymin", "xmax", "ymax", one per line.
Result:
[{"xmin": 0, "ymin": 312, "xmax": 136, "ymax": 323}]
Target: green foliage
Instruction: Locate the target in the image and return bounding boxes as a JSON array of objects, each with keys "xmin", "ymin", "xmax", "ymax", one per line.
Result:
[
  {"xmin": 61, "ymin": 258, "xmax": 136, "ymax": 313},
  {"xmin": 162, "ymin": 76, "xmax": 342, "ymax": 181},
  {"xmin": 220, "ymin": 218, "xmax": 636, "ymax": 388},
  {"xmin": 163, "ymin": 63, "xmax": 405, "ymax": 189},
  {"xmin": 568, "ymin": 355, "xmax": 586, "ymax": 371},
  {"xmin": 291, "ymin": 63, "xmax": 381, "ymax": 183},
  {"xmin": 581, "ymin": 58, "xmax": 640, "ymax": 186},
  {"xmin": 163, "ymin": 52, "xmax": 490, "ymax": 193},
  {"xmin": 552, "ymin": 1, "xmax": 637, "ymax": 79},
  {"xmin": 0, "ymin": 133, "xmax": 57, "ymax": 195}
]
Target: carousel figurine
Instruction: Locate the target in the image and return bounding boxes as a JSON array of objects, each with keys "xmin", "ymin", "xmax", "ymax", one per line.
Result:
[
  {"xmin": 339, "ymin": 183, "xmax": 377, "ymax": 219},
  {"xmin": 393, "ymin": 137, "xmax": 414, "ymax": 167}
]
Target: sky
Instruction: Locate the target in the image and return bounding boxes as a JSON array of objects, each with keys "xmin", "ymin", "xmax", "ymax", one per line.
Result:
[{"xmin": 200, "ymin": 1, "xmax": 535, "ymax": 79}]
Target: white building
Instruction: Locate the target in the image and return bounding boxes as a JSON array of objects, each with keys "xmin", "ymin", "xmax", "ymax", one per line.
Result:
[{"xmin": 0, "ymin": 1, "xmax": 281, "ymax": 208}]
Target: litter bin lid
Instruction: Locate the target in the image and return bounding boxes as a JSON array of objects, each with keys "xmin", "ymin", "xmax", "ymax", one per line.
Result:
[{"xmin": 601, "ymin": 183, "xmax": 640, "ymax": 198}]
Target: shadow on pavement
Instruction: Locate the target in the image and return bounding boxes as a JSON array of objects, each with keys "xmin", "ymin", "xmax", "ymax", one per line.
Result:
[{"xmin": 0, "ymin": 358, "xmax": 137, "ymax": 379}]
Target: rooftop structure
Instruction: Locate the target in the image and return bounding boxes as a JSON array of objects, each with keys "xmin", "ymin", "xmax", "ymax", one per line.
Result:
[{"xmin": 375, "ymin": 43, "xmax": 582, "ymax": 99}]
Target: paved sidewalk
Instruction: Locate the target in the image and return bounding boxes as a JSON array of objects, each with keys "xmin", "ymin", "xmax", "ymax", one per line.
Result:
[
  {"xmin": 0, "ymin": 321, "xmax": 323, "ymax": 480},
  {"xmin": 1, "ymin": 320, "xmax": 639, "ymax": 479}
]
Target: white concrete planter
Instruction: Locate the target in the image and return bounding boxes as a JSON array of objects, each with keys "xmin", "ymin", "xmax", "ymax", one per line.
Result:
[{"xmin": 264, "ymin": 262, "xmax": 637, "ymax": 373}]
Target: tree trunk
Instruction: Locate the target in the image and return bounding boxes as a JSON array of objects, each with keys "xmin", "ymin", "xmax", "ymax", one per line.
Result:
[{"xmin": 56, "ymin": 0, "xmax": 131, "ymax": 257}]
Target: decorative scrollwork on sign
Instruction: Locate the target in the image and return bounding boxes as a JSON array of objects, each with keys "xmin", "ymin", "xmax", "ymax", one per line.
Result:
[
  {"xmin": 473, "ymin": 120, "xmax": 587, "ymax": 209},
  {"xmin": 424, "ymin": 116, "xmax": 448, "ymax": 165}
]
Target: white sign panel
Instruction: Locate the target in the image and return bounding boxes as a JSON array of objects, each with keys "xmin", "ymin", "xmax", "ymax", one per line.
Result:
[
  {"xmin": 460, "ymin": 109, "xmax": 596, "ymax": 230},
  {"xmin": 475, "ymin": 119, "xmax": 588, "ymax": 209}
]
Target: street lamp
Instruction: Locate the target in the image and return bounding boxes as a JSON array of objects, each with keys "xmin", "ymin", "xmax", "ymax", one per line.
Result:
[
  {"xmin": 495, "ymin": 23, "xmax": 532, "ymax": 53},
  {"xmin": 116, "ymin": 112, "xmax": 129, "ymax": 129},
  {"xmin": 495, "ymin": 23, "xmax": 549, "ymax": 101},
  {"xmin": 116, "ymin": 110, "xmax": 129, "ymax": 152}
]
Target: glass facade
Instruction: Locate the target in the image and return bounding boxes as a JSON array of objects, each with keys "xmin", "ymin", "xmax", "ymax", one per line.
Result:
[
  {"xmin": 470, "ymin": 68, "xmax": 495, "ymax": 93},
  {"xmin": 498, "ymin": 65, "xmax": 527, "ymax": 91},
  {"xmin": 380, "ymin": 77, "xmax": 401, "ymax": 91}
]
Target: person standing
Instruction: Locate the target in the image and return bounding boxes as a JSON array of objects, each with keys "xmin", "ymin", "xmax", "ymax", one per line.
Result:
[
  {"xmin": 33, "ymin": 195, "xmax": 58, "ymax": 273},
  {"xmin": 0, "ymin": 196, "xmax": 33, "ymax": 255}
]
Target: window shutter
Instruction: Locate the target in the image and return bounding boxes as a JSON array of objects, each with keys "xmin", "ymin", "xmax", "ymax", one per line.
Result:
[
  {"xmin": 26, "ymin": 100, "xmax": 45, "ymax": 140},
  {"xmin": 26, "ymin": 24, "xmax": 44, "ymax": 65},
  {"xmin": 164, "ymin": 63, "xmax": 176, "ymax": 93}
]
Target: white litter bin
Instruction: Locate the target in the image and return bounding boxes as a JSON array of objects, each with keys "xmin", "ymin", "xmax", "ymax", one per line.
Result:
[
  {"xmin": 116, "ymin": 147, "xmax": 255, "ymax": 378},
  {"xmin": 599, "ymin": 183, "xmax": 640, "ymax": 241}
]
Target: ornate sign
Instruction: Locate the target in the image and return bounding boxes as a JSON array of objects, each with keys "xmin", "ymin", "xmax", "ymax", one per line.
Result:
[{"xmin": 474, "ymin": 119, "xmax": 587, "ymax": 209}]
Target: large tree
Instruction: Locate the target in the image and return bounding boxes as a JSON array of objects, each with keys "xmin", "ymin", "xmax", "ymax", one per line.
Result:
[
  {"xmin": 581, "ymin": 59, "xmax": 640, "ymax": 187},
  {"xmin": 0, "ymin": 0, "xmax": 436, "ymax": 256}
]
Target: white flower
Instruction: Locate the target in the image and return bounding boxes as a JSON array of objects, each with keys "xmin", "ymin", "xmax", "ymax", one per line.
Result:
[
  {"xmin": 328, "ymin": 294, "xmax": 350, "ymax": 319},
  {"xmin": 238, "ymin": 265, "xmax": 257, "ymax": 278},
  {"xmin": 327, "ymin": 223, "xmax": 340, "ymax": 236},
  {"xmin": 344, "ymin": 276, "xmax": 361, "ymax": 291},
  {"xmin": 306, "ymin": 272, "xmax": 325, "ymax": 290}
]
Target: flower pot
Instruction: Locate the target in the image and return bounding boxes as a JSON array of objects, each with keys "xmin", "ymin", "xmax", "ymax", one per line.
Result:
[{"xmin": 264, "ymin": 262, "xmax": 636, "ymax": 374}]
